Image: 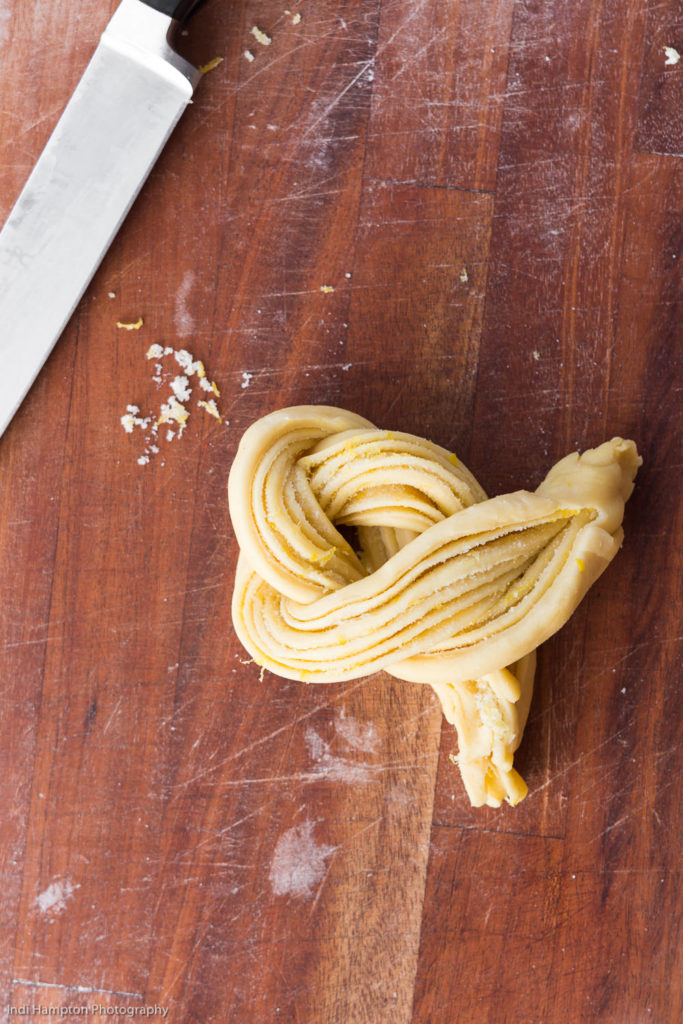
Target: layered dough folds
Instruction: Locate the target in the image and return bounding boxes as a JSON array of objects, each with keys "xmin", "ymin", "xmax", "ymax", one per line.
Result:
[{"xmin": 228, "ymin": 406, "xmax": 641, "ymax": 808}]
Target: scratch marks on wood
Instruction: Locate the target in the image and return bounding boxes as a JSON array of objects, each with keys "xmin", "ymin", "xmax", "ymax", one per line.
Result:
[
  {"xmin": 11, "ymin": 979, "xmax": 144, "ymax": 999},
  {"xmin": 101, "ymin": 695, "xmax": 123, "ymax": 737},
  {"xmin": 302, "ymin": 60, "xmax": 376, "ymax": 140}
]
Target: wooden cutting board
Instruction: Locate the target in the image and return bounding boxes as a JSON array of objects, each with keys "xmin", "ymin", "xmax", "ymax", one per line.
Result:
[{"xmin": 0, "ymin": 1, "xmax": 680, "ymax": 1021}]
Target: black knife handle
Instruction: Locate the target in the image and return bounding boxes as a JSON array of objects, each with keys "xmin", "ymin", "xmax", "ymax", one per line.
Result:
[{"xmin": 140, "ymin": 0, "xmax": 209, "ymax": 20}]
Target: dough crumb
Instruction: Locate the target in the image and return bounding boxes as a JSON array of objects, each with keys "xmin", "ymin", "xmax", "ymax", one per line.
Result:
[
  {"xmin": 198, "ymin": 398, "xmax": 221, "ymax": 421},
  {"xmin": 116, "ymin": 316, "xmax": 143, "ymax": 330},
  {"xmin": 663, "ymin": 45, "xmax": 681, "ymax": 66},
  {"xmin": 199, "ymin": 56, "xmax": 223, "ymax": 74},
  {"xmin": 251, "ymin": 26, "xmax": 272, "ymax": 46},
  {"xmin": 244, "ymin": 49, "xmax": 255, "ymax": 62},
  {"xmin": 170, "ymin": 375, "xmax": 192, "ymax": 402},
  {"xmin": 157, "ymin": 396, "xmax": 190, "ymax": 431},
  {"xmin": 459, "ymin": 267, "xmax": 469, "ymax": 283},
  {"xmin": 320, "ymin": 284, "xmax": 335, "ymax": 293}
]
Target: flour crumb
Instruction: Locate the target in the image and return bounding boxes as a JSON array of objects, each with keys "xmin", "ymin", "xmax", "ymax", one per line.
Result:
[
  {"xmin": 170, "ymin": 375, "xmax": 191, "ymax": 402},
  {"xmin": 241, "ymin": 371, "xmax": 253, "ymax": 389},
  {"xmin": 663, "ymin": 46, "xmax": 681, "ymax": 66},
  {"xmin": 244, "ymin": 49, "xmax": 255, "ymax": 62},
  {"xmin": 174, "ymin": 348, "xmax": 196, "ymax": 373},
  {"xmin": 532, "ymin": 349, "xmax": 540, "ymax": 361},
  {"xmin": 146, "ymin": 343, "xmax": 164, "ymax": 360},
  {"xmin": 108, "ymin": 291, "xmax": 116, "ymax": 299},
  {"xmin": 251, "ymin": 25, "xmax": 271, "ymax": 46},
  {"xmin": 120, "ymin": 406, "xmax": 150, "ymax": 434},
  {"xmin": 200, "ymin": 375, "xmax": 220, "ymax": 396}
]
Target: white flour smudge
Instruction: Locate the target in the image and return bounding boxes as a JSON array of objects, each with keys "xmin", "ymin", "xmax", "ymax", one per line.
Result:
[
  {"xmin": 174, "ymin": 270, "xmax": 196, "ymax": 338},
  {"xmin": 334, "ymin": 708, "xmax": 380, "ymax": 753},
  {"xmin": 0, "ymin": 8, "xmax": 10, "ymax": 51},
  {"xmin": 304, "ymin": 725, "xmax": 373, "ymax": 782},
  {"xmin": 269, "ymin": 820, "xmax": 336, "ymax": 899},
  {"xmin": 36, "ymin": 878, "xmax": 79, "ymax": 916}
]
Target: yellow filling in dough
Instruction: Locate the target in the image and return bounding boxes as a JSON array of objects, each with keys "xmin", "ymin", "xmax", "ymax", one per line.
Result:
[{"xmin": 228, "ymin": 405, "xmax": 641, "ymax": 808}]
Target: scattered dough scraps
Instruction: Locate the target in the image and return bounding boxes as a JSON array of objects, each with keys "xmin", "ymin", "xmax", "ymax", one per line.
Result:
[
  {"xmin": 228, "ymin": 406, "xmax": 641, "ymax": 808},
  {"xmin": 120, "ymin": 344, "xmax": 225, "ymax": 465}
]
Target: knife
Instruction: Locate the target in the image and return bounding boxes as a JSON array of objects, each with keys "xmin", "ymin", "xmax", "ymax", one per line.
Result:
[{"xmin": 0, "ymin": 0, "xmax": 211, "ymax": 438}]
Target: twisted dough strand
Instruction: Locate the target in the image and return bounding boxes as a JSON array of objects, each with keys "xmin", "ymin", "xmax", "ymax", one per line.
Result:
[{"xmin": 229, "ymin": 406, "xmax": 640, "ymax": 808}]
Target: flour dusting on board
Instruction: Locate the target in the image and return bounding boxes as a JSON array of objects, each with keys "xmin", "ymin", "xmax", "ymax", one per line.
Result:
[
  {"xmin": 335, "ymin": 708, "xmax": 381, "ymax": 753},
  {"xmin": 269, "ymin": 820, "xmax": 336, "ymax": 899},
  {"xmin": 304, "ymin": 725, "xmax": 373, "ymax": 782},
  {"xmin": 174, "ymin": 270, "xmax": 197, "ymax": 338},
  {"xmin": 0, "ymin": 9, "xmax": 11, "ymax": 51},
  {"xmin": 36, "ymin": 877, "xmax": 79, "ymax": 917}
]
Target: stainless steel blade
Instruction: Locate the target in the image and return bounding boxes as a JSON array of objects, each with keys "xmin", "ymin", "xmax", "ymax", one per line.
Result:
[{"xmin": 0, "ymin": 0, "xmax": 202, "ymax": 437}]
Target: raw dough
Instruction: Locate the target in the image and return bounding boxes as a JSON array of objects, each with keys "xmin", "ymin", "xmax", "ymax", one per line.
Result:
[{"xmin": 228, "ymin": 406, "xmax": 640, "ymax": 807}]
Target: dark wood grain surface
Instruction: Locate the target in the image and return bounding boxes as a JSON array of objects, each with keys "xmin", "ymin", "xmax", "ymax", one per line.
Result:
[{"xmin": 0, "ymin": 1, "xmax": 681, "ymax": 1022}]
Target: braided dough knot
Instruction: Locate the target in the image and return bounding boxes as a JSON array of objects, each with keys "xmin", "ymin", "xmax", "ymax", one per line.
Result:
[{"xmin": 229, "ymin": 406, "xmax": 640, "ymax": 808}]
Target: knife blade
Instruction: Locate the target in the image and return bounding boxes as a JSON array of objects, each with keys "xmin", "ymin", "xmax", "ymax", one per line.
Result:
[{"xmin": 0, "ymin": 0, "xmax": 210, "ymax": 438}]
